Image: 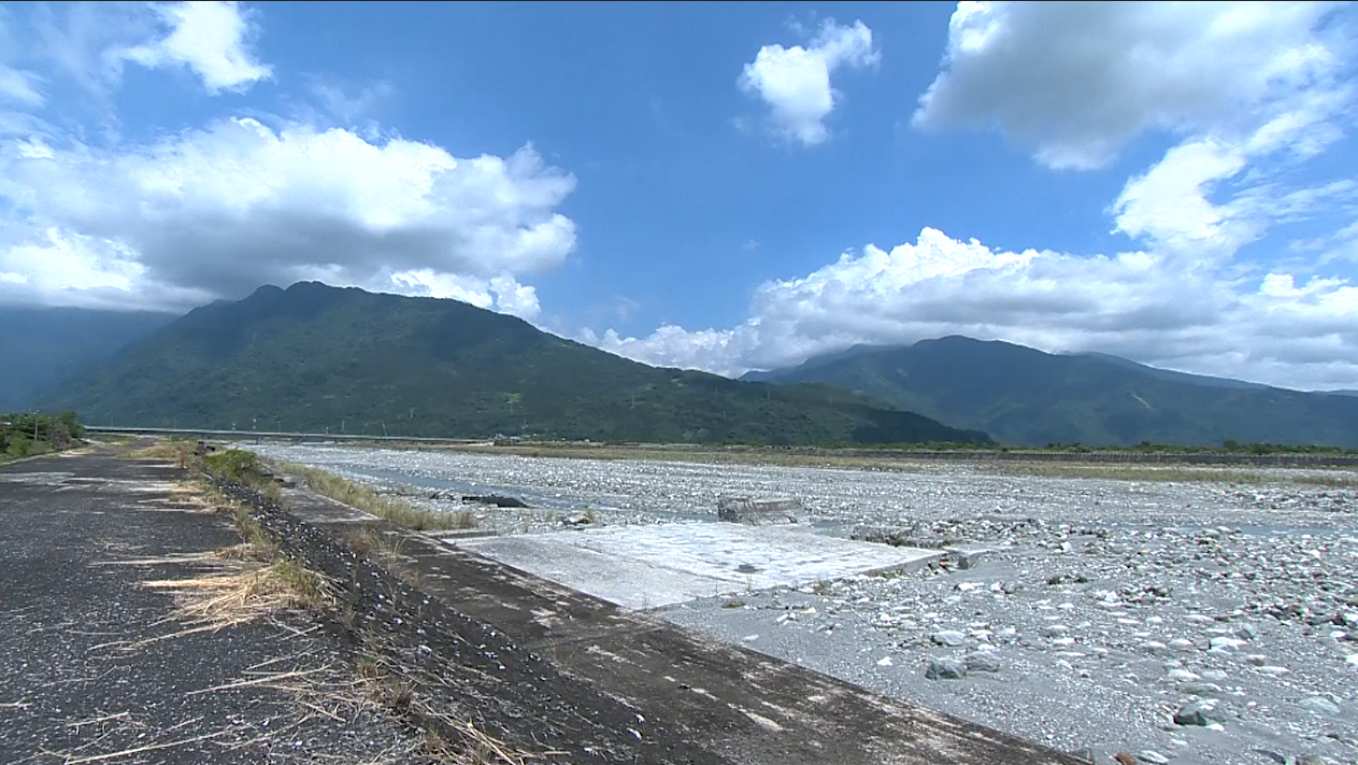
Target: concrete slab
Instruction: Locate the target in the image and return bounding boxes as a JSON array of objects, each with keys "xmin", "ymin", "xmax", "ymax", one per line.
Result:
[{"xmin": 451, "ymin": 522, "xmax": 941, "ymax": 609}]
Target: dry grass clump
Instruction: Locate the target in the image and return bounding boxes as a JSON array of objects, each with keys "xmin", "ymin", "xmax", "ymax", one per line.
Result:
[
  {"xmin": 121, "ymin": 438, "xmax": 198, "ymax": 462},
  {"xmin": 352, "ymin": 653, "xmax": 551, "ymax": 765},
  {"xmin": 279, "ymin": 462, "xmax": 465, "ymax": 531},
  {"xmin": 142, "ymin": 557, "xmax": 324, "ymax": 634}
]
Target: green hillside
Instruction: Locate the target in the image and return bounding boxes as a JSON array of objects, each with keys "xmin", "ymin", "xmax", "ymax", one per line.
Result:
[
  {"xmin": 0, "ymin": 306, "xmax": 174, "ymax": 409},
  {"xmin": 44, "ymin": 282, "xmax": 992, "ymax": 447},
  {"xmin": 745, "ymin": 336, "xmax": 1358, "ymax": 448}
]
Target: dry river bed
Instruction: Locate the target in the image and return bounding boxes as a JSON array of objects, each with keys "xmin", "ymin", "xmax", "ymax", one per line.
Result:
[{"xmin": 250, "ymin": 444, "xmax": 1358, "ymax": 765}]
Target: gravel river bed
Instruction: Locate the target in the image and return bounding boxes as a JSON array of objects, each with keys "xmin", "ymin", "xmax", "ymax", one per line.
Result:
[{"xmin": 250, "ymin": 444, "xmax": 1358, "ymax": 765}]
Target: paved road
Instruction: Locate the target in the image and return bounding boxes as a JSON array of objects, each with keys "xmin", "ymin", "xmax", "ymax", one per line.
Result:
[{"xmin": 0, "ymin": 448, "xmax": 416, "ymax": 764}]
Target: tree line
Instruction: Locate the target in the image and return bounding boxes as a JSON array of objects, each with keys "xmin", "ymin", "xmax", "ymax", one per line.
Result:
[{"xmin": 1, "ymin": 411, "xmax": 85, "ymax": 459}]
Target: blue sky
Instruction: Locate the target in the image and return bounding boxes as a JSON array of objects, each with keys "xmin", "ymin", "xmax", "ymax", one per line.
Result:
[{"xmin": 2, "ymin": 1, "xmax": 1357, "ymax": 389}]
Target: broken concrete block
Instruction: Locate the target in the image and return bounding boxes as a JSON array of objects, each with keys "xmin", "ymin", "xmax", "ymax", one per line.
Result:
[
  {"xmin": 943, "ymin": 544, "xmax": 1004, "ymax": 570},
  {"xmin": 716, "ymin": 496, "xmax": 803, "ymax": 525}
]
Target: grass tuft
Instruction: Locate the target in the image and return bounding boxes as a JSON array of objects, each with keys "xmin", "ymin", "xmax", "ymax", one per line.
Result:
[
  {"xmin": 121, "ymin": 438, "xmax": 197, "ymax": 462},
  {"xmin": 278, "ymin": 462, "xmax": 464, "ymax": 531}
]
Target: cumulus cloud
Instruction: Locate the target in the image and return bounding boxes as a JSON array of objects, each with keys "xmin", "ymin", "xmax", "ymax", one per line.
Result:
[
  {"xmin": 0, "ymin": 1, "xmax": 575, "ymax": 321},
  {"xmin": 913, "ymin": 1, "xmax": 1351, "ymax": 169},
  {"xmin": 592, "ymin": 2, "xmax": 1358, "ymax": 391},
  {"xmin": 0, "ymin": 119, "xmax": 577, "ymax": 314},
  {"xmin": 738, "ymin": 19, "xmax": 879, "ymax": 146},
  {"xmin": 112, "ymin": 0, "xmax": 271, "ymax": 93},
  {"xmin": 592, "ymin": 227, "xmax": 1358, "ymax": 389}
]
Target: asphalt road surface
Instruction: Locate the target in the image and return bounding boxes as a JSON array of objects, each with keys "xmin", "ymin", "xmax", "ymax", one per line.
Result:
[{"xmin": 0, "ymin": 447, "xmax": 418, "ymax": 764}]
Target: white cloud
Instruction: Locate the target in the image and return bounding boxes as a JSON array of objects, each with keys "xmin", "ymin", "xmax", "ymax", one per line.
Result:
[
  {"xmin": 389, "ymin": 270, "xmax": 542, "ymax": 321},
  {"xmin": 593, "ymin": 2, "xmax": 1358, "ymax": 391},
  {"xmin": 913, "ymin": 1, "xmax": 1351, "ymax": 169},
  {"xmin": 306, "ymin": 75, "xmax": 393, "ymax": 122},
  {"xmin": 738, "ymin": 19, "xmax": 879, "ymax": 147},
  {"xmin": 114, "ymin": 1, "xmax": 271, "ymax": 93},
  {"xmin": 0, "ymin": 1, "xmax": 573, "ymax": 322},
  {"xmin": 0, "ymin": 65, "xmax": 43, "ymax": 107},
  {"xmin": 0, "ymin": 118, "xmax": 578, "ymax": 312},
  {"xmin": 591, "ymin": 226, "xmax": 1358, "ymax": 390}
]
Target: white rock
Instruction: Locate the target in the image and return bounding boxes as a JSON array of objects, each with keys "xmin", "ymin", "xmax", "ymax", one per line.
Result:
[
  {"xmin": 1209, "ymin": 636, "xmax": 1247, "ymax": 652},
  {"xmin": 877, "ymin": 656, "xmax": 894, "ymax": 667},
  {"xmin": 931, "ymin": 630, "xmax": 966, "ymax": 647},
  {"xmin": 1300, "ymin": 696, "xmax": 1340, "ymax": 716},
  {"xmin": 1168, "ymin": 638, "xmax": 1196, "ymax": 653}
]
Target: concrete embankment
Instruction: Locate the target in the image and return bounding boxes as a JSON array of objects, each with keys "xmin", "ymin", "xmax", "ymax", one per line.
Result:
[{"xmin": 227, "ymin": 464, "xmax": 1091, "ymax": 765}]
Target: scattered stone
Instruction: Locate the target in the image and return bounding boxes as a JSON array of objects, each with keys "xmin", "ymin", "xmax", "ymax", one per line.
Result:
[
  {"xmin": 461, "ymin": 493, "xmax": 529, "ymax": 508},
  {"xmin": 561, "ymin": 512, "xmax": 594, "ymax": 526},
  {"xmin": 254, "ymin": 442, "xmax": 1358, "ymax": 765},
  {"xmin": 931, "ymin": 630, "xmax": 967, "ymax": 647},
  {"xmin": 1299, "ymin": 696, "xmax": 1341, "ymax": 716},
  {"xmin": 925, "ymin": 657, "xmax": 968, "ymax": 680},
  {"xmin": 944, "ymin": 544, "xmax": 999, "ymax": 570},
  {"xmin": 1173, "ymin": 699, "xmax": 1227, "ymax": 727},
  {"xmin": 1167, "ymin": 637, "xmax": 1196, "ymax": 653},
  {"xmin": 1114, "ymin": 753, "xmax": 1138, "ymax": 765},
  {"xmin": 1208, "ymin": 636, "xmax": 1247, "ymax": 652},
  {"xmin": 963, "ymin": 651, "xmax": 1001, "ymax": 673}
]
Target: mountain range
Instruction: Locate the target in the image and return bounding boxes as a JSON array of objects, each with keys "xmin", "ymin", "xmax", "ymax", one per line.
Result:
[
  {"xmin": 36, "ymin": 282, "xmax": 989, "ymax": 446},
  {"xmin": 743, "ymin": 337, "xmax": 1358, "ymax": 448},
  {"xmin": 0, "ymin": 306, "xmax": 175, "ymax": 410},
  {"xmin": 6, "ymin": 282, "xmax": 1357, "ymax": 448}
]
